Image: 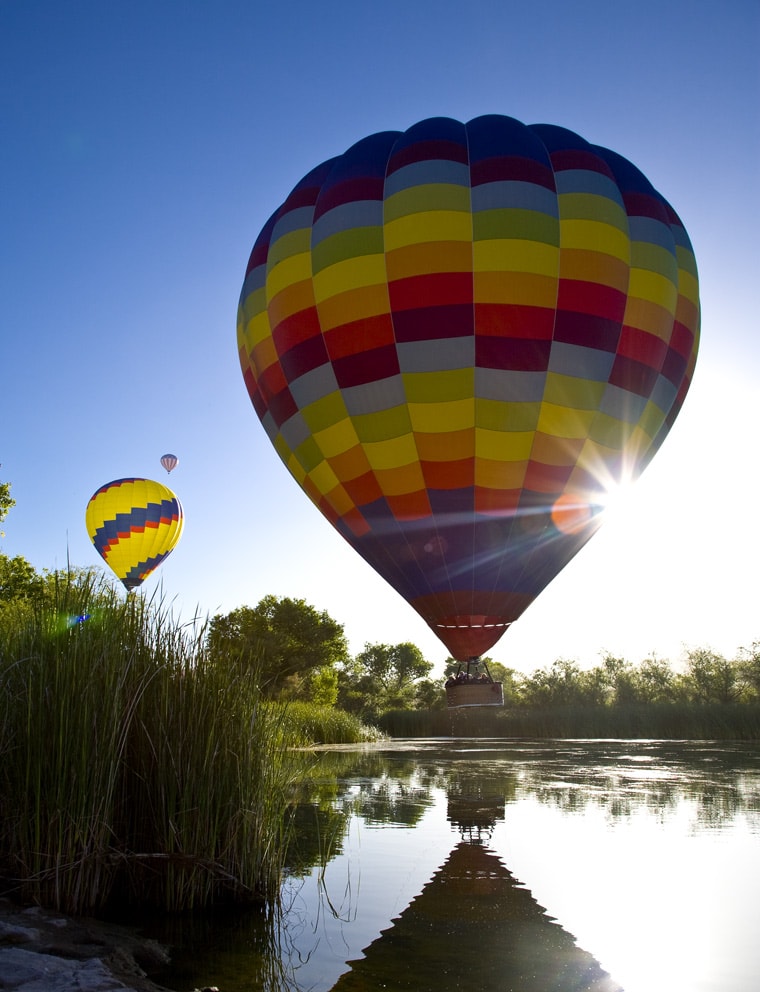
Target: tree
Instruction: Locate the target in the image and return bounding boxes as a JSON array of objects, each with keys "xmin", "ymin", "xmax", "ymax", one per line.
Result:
[
  {"xmin": 0, "ymin": 475, "xmax": 41, "ymax": 603},
  {"xmin": 207, "ymin": 595, "xmax": 349, "ymax": 700},
  {"xmin": 683, "ymin": 648, "xmax": 741, "ymax": 704},
  {"xmin": 737, "ymin": 641, "xmax": 760, "ymax": 701},
  {"xmin": 634, "ymin": 655, "xmax": 678, "ymax": 704},
  {"xmin": 413, "ymin": 677, "xmax": 450, "ymax": 710},
  {"xmin": 0, "ymin": 553, "xmax": 40, "ymax": 601},
  {"xmin": 0, "ymin": 477, "xmax": 15, "ymax": 537},
  {"xmin": 339, "ymin": 642, "xmax": 432, "ymax": 718},
  {"xmin": 517, "ymin": 658, "xmax": 606, "ymax": 707},
  {"xmin": 593, "ymin": 653, "xmax": 641, "ymax": 705}
]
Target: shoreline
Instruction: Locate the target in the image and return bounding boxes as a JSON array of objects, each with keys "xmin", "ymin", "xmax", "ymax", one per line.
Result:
[{"xmin": 0, "ymin": 897, "xmax": 185, "ymax": 992}]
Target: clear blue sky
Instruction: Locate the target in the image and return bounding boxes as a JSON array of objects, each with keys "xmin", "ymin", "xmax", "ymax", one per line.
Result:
[{"xmin": 2, "ymin": 0, "xmax": 758, "ymax": 673}]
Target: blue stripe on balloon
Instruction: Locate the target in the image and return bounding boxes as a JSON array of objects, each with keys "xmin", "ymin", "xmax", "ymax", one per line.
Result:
[
  {"xmin": 92, "ymin": 500, "xmax": 178, "ymax": 556},
  {"xmin": 123, "ymin": 551, "xmax": 171, "ymax": 588}
]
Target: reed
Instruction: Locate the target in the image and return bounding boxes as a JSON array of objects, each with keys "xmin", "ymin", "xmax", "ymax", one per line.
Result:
[
  {"xmin": 0, "ymin": 574, "xmax": 299, "ymax": 914},
  {"xmin": 282, "ymin": 701, "xmax": 383, "ymax": 745},
  {"xmin": 378, "ymin": 703, "xmax": 760, "ymax": 739}
]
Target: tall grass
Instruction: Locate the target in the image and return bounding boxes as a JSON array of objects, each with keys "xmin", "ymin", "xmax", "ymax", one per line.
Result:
[
  {"xmin": 378, "ymin": 703, "xmax": 760, "ymax": 739},
  {"xmin": 283, "ymin": 701, "xmax": 383, "ymax": 745},
  {"xmin": 0, "ymin": 575, "xmax": 300, "ymax": 915}
]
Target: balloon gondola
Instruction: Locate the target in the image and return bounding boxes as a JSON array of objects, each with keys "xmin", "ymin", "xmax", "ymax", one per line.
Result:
[
  {"xmin": 237, "ymin": 114, "xmax": 700, "ymax": 662},
  {"xmin": 445, "ymin": 658, "xmax": 504, "ymax": 708},
  {"xmin": 85, "ymin": 477, "xmax": 184, "ymax": 591}
]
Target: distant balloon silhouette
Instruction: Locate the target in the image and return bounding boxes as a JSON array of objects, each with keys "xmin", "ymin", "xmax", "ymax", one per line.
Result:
[
  {"xmin": 160, "ymin": 453, "xmax": 178, "ymax": 474},
  {"xmin": 237, "ymin": 114, "xmax": 700, "ymax": 659},
  {"xmin": 85, "ymin": 477, "xmax": 184, "ymax": 591}
]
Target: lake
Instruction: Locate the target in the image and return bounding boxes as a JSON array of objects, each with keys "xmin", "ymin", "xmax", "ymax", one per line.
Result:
[{"xmin": 149, "ymin": 739, "xmax": 760, "ymax": 992}]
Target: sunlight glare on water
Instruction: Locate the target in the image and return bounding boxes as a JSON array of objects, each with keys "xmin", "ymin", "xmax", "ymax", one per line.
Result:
[{"xmin": 498, "ymin": 792, "xmax": 760, "ymax": 992}]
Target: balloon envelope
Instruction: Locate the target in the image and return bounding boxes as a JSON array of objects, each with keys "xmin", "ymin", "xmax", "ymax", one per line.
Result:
[
  {"xmin": 160, "ymin": 453, "xmax": 178, "ymax": 473},
  {"xmin": 85, "ymin": 477, "xmax": 184, "ymax": 591},
  {"xmin": 237, "ymin": 115, "xmax": 699, "ymax": 658}
]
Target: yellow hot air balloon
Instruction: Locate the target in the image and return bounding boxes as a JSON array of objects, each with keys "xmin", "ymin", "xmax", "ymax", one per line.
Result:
[{"xmin": 85, "ymin": 477, "xmax": 184, "ymax": 591}]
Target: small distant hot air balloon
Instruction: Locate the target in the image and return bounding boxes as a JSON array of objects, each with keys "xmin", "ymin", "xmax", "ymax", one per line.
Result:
[
  {"xmin": 160, "ymin": 453, "xmax": 179, "ymax": 474},
  {"xmin": 85, "ymin": 477, "xmax": 184, "ymax": 591},
  {"xmin": 237, "ymin": 114, "xmax": 700, "ymax": 660}
]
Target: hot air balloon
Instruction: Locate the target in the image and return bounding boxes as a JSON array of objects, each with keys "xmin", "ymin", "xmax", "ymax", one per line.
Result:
[
  {"xmin": 160, "ymin": 453, "xmax": 179, "ymax": 474},
  {"xmin": 85, "ymin": 477, "xmax": 184, "ymax": 591},
  {"xmin": 237, "ymin": 115, "xmax": 700, "ymax": 662}
]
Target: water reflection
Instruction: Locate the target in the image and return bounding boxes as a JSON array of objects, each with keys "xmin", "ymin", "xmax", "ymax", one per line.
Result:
[
  {"xmin": 296, "ymin": 738, "xmax": 760, "ymax": 828},
  {"xmin": 147, "ymin": 740, "xmax": 760, "ymax": 992},
  {"xmin": 331, "ymin": 842, "xmax": 621, "ymax": 992}
]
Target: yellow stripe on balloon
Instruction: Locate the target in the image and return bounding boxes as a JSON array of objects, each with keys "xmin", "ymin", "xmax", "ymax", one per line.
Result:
[
  {"xmin": 408, "ymin": 398, "xmax": 473, "ymax": 433},
  {"xmin": 266, "ymin": 251, "xmax": 313, "ymax": 299},
  {"xmin": 559, "ymin": 220, "xmax": 631, "ymax": 261},
  {"xmin": 384, "ymin": 210, "xmax": 473, "ymax": 250},
  {"xmin": 313, "ymin": 254, "xmax": 388, "ymax": 303},
  {"xmin": 473, "ymin": 238, "xmax": 559, "ymax": 276},
  {"xmin": 363, "ymin": 434, "xmax": 419, "ymax": 471}
]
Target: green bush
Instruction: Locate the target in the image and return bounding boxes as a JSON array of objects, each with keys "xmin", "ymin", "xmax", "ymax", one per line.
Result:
[{"xmin": 282, "ymin": 701, "xmax": 383, "ymax": 745}]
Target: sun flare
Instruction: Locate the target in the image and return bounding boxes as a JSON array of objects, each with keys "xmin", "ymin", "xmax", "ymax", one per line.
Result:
[{"xmin": 597, "ymin": 475, "xmax": 641, "ymax": 528}]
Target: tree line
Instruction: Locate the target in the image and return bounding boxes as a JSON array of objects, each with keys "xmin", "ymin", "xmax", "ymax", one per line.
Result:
[
  {"xmin": 2, "ymin": 476, "xmax": 758, "ymax": 720},
  {"xmin": 4, "ymin": 556, "xmax": 758, "ymax": 717}
]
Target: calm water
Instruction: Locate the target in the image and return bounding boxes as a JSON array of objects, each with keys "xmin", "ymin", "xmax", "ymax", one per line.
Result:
[{"xmin": 149, "ymin": 739, "xmax": 760, "ymax": 992}]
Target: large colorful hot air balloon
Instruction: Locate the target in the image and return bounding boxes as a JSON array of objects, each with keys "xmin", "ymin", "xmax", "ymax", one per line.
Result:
[
  {"xmin": 85, "ymin": 477, "xmax": 184, "ymax": 591},
  {"xmin": 160, "ymin": 453, "xmax": 179, "ymax": 474},
  {"xmin": 237, "ymin": 115, "xmax": 699, "ymax": 659}
]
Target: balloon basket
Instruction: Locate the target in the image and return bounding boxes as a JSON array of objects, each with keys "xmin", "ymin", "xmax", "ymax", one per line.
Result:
[
  {"xmin": 446, "ymin": 682, "xmax": 504, "ymax": 708},
  {"xmin": 445, "ymin": 657, "xmax": 504, "ymax": 708}
]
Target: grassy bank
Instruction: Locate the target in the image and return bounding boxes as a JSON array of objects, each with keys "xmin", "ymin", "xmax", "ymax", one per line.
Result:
[
  {"xmin": 0, "ymin": 578, "xmax": 320, "ymax": 915},
  {"xmin": 378, "ymin": 703, "xmax": 760, "ymax": 739},
  {"xmin": 284, "ymin": 700, "xmax": 382, "ymax": 745}
]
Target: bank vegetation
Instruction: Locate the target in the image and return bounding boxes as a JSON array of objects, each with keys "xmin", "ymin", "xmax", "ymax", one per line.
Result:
[{"xmin": 0, "ymin": 571, "xmax": 376, "ymax": 916}]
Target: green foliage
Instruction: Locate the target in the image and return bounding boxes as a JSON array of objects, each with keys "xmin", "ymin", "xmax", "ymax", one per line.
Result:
[
  {"xmin": 207, "ymin": 595, "xmax": 349, "ymax": 700},
  {"xmin": 518, "ymin": 657, "xmax": 607, "ymax": 707},
  {"xmin": 509, "ymin": 647, "xmax": 760, "ymax": 711},
  {"xmin": 683, "ymin": 647, "xmax": 742, "ymax": 703},
  {"xmin": 0, "ymin": 553, "xmax": 39, "ymax": 601},
  {"xmin": 356, "ymin": 642, "xmax": 760, "ymax": 724},
  {"xmin": 737, "ymin": 641, "xmax": 760, "ymax": 698},
  {"xmin": 339, "ymin": 642, "xmax": 432, "ymax": 719},
  {"xmin": 0, "ymin": 478, "xmax": 15, "ymax": 536},
  {"xmin": 305, "ymin": 663, "xmax": 340, "ymax": 706},
  {"xmin": 281, "ymin": 701, "xmax": 382, "ymax": 745},
  {"xmin": 413, "ymin": 677, "xmax": 448, "ymax": 710},
  {"xmin": 632, "ymin": 655, "xmax": 679, "ymax": 703}
]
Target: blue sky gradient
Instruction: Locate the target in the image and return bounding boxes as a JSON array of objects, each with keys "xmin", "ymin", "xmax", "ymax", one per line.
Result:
[{"xmin": 2, "ymin": 0, "xmax": 758, "ymax": 671}]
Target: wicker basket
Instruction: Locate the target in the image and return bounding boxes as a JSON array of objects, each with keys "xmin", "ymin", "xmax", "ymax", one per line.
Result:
[{"xmin": 446, "ymin": 681, "xmax": 504, "ymax": 708}]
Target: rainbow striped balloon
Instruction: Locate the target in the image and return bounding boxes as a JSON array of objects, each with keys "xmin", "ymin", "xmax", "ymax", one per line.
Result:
[
  {"xmin": 85, "ymin": 477, "xmax": 184, "ymax": 591},
  {"xmin": 237, "ymin": 115, "xmax": 700, "ymax": 659}
]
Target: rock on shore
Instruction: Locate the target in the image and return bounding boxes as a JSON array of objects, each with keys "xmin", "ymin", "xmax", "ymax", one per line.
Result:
[{"xmin": 0, "ymin": 898, "xmax": 175, "ymax": 992}]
